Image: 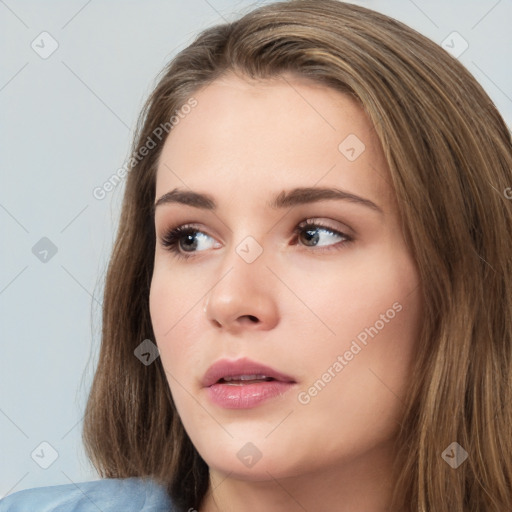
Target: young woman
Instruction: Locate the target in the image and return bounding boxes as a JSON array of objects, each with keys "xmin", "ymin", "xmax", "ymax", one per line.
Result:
[{"xmin": 2, "ymin": 1, "xmax": 511, "ymax": 511}]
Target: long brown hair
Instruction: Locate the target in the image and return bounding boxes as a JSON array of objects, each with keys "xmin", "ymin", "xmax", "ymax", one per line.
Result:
[{"xmin": 82, "ymin": 1, "xmax": 512, "ymax": 510}]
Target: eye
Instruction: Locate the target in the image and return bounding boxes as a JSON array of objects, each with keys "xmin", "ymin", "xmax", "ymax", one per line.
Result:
[
  {"xmin": 160, "ymin": 224, "xmax": 219, "ymax": 260},
  {"xmin": 292, "ymin": 219, "xmax": 352, "ymax": 251},
  {"xmin": 159, "ymin": 219, "xmax": 352, "ymax": 260}
]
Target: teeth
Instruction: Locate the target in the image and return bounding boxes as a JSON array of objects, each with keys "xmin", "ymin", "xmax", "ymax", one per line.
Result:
[{"xmin": 222, "ymin": 374, "xmax": 272, "ymax": 382}]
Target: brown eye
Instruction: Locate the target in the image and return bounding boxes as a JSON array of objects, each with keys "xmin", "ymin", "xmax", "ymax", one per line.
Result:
[
  {"xmin": 160, "ymin": 219, "xmax": 353, "ymax": 261},
  {"xmin": 294, "ymin": 221, "xmax": 352, "ymax": 249},
  {"xmin": 160, "ymin": 225, "xmax": 218, "ymax": 259}
]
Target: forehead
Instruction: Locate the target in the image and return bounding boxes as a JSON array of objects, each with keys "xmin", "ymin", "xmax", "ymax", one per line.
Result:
[{"xmin": 155, "ymin": 72, "xmax": 393, "ymax": 212}]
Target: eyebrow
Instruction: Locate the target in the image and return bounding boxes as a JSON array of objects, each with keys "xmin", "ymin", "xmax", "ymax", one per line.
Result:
[{"xmin": 153, "ymin": 186, "xmax": 383, "ymax": 214}]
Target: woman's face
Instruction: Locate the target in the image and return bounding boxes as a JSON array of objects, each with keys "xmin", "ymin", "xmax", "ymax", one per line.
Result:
[{"xmin": 150, "ymin": 72, "xmax": 422, "ymax": 482}]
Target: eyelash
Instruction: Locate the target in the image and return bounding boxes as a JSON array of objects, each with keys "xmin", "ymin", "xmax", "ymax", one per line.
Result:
[{"xmin": 159, "ymin": 220, "xmax": 353, "ymax": 260}]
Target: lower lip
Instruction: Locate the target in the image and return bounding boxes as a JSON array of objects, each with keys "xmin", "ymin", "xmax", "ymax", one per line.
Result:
[{"xmin": 206, "ymin": 381, "xmax": 295, "ymax": 409}]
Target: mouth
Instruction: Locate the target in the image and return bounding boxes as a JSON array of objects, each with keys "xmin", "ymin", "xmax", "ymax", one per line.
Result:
[
  {"xmin": 202, "ymin": 358, "xmax": 296, "ymax": 387},
  {"xmin": 202, "ymin": 358, "xmax": 297, "ymax": 409},
  {"xmin": 217, "ymin": 375, "xmax": 277, "ymax": 385}
]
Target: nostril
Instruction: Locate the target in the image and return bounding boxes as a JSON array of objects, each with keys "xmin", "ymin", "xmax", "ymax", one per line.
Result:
[{"xmin": 247, "ymin": 315, "xmax": 259, "ymax": 323}]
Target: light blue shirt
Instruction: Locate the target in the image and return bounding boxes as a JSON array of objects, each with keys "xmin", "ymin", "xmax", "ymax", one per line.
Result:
[{"xmin": 0, "ymin": 477, "xmax": 176, "ymax": 511}]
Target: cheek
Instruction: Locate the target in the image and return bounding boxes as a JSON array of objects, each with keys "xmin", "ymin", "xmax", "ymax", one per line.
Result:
[
  {"xmin": 290, "ymin": 245, "xmax": 422, "ymax": 395},
  {"xmin": 149, "ymin": 263, "xmax": 203, "ymax": 370},
  {"xmin": 287, "ymin": 248, "xmax": 418, "ymax": 342}
]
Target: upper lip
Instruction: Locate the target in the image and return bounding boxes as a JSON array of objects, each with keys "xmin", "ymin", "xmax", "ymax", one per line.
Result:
[{"xmin": 202, "ymin": 358, "xmax": 296, "ymax": 387}]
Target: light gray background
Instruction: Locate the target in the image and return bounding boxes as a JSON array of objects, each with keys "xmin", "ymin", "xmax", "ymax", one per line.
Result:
[{"xmin": 1, "ymin": 0, "xmax": 511, "ymax": 498}]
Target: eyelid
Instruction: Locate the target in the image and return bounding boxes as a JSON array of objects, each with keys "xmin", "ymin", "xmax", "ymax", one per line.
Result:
[
  {"xmin": 291, "ymin": 220, "xmax": 353, "ymax": 251},
  {"xmin": 159, "ymin": 222, "xmax": 218, "ymax": 248},
  {"xmin": 157, "ymin": 218, "xmax": 351, "ymax": 244},
  {"xmin": 297, "ymin": 217, "xmax": 354, "ymax": 236}
]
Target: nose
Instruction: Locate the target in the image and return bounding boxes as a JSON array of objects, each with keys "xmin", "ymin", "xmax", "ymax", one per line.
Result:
[{"xmin": 203, "ymin": 244, "xmax": 279, "ymax": 334}]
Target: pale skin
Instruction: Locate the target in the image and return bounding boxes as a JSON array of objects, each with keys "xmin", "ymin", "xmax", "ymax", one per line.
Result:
[{"xmin": 149, "ymin": 71, "xmax": 422, "ymax": 512}]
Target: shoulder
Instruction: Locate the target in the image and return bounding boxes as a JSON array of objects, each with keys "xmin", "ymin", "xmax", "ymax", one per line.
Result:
[{"xmin": 0, "ymin": 477, "xmax": 176, "ymax": 512}]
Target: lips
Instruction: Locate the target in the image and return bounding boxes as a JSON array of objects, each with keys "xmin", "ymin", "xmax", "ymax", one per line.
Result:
[
  {"xmin": 201, "ymin": 358, "xmax": 296, "ymax": 408},
  {"xmin": 202, "ymin": 358, "xmax": 296, "ymax": 388}
]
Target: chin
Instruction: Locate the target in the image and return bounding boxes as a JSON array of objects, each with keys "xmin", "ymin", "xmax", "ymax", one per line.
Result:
[{"xmin": 190, "ymin": 431, "xmax": 312, "ymax": 481}]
